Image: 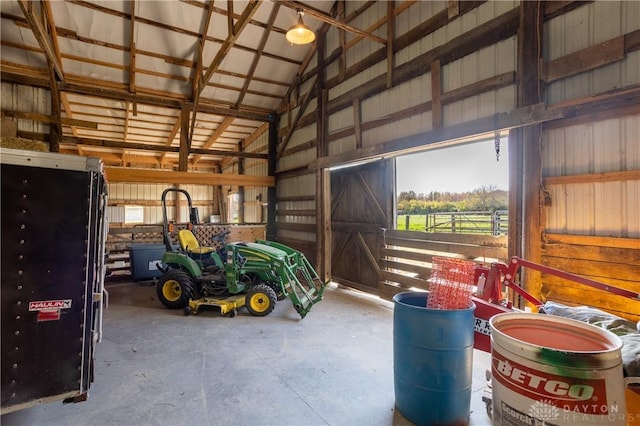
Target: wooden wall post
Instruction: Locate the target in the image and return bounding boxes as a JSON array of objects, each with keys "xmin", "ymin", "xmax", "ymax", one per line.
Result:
[
  {"xmin": 431, "ymin": 59, "xmax": 442, "ymax": 129},
  {"xmin": 266, "ymin": 112, "xmax": 278, "ymax": 241},
  {"xmin": 237, "ymin": 140, "xmax": 245, "ymax": 224},
  {"xmin": 510, "ymin": 0, "xmax": 544, "ymax": 304},
  {"xmin": 316, "ymin": 32, "xmax": 331, "ymax": 280},
  {"xmin": 178, "ymin": 104, "xmax": 190, "ymax": 172}
]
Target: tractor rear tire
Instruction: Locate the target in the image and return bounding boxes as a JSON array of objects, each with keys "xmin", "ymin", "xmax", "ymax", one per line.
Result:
[
  {"xmin": 245, "ymin": 284, "xmax": 277, "ymax": 317},
  {"xmin": 157, "ymin": 269, "xmax": 195, "ymax": 309}
]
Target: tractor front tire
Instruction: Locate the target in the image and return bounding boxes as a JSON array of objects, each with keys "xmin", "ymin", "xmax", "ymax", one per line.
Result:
[
  {"xmin": 157, "ymin": 269, "xmax": 195, "ymax": 309},
  {"xmin": 245, "ymin": 284, "xmax": 277, "ymax": 317}
]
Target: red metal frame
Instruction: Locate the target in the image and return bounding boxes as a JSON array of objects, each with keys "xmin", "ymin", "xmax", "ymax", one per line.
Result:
[{"xmin": 472, "ymin": 256, "xmax": 640, "ymax": 352}]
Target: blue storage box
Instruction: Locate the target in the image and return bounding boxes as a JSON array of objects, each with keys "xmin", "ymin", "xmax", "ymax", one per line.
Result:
[{"xmin": 129, "ymin": 244, "xmax": 169, "ymax": 280}]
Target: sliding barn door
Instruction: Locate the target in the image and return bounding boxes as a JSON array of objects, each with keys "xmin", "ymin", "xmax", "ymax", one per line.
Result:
[{"xmin": 331, "ymin": 160, "xmax": 394, "ymax": 294}]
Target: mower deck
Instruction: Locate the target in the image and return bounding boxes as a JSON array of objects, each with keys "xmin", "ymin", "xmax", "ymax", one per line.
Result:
[{"xmin": 185, "ymin": 294, "xmax": 246, "ymax": 317}]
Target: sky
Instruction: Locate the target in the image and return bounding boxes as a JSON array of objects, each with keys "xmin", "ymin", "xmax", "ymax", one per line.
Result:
[{"xmin": 396, "ymin": 139, "xmax": 509, "ymax": 194}]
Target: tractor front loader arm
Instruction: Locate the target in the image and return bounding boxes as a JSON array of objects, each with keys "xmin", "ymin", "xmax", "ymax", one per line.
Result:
[{"xmin": 257, "ymin": 240, "xmax": 327, "ymax": 319}]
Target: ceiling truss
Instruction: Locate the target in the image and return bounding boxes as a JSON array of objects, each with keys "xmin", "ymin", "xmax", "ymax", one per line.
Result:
[{"xmin": 1, "ymin": 0, "xmax": 395, "ymax": 170}]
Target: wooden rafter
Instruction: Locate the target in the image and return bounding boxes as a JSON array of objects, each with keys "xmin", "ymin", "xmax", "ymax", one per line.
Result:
[
  {"xmin": 16, "ymin": 0, "xmax": 63, "ymax": 81},
  {"xmin": 244, "ymin": 122, "xmax": 269, "ymax": 149},
  {"xmin": 2, "ymin": 8, "xmax": 294, "ymax": 102},
  {"xmin": 123, "ymin": 104, "xmax": 130, "ymax": 143},
  {"xmin": 159, "ymin": 114, "xmax": 182, "ymax": 162},
  {"xmin": 337, "ymin": 1, "xmax": 346, "ymax": 80},
  {"xmin": 105, "ymin": 167, "xmax": 274, "ymax": 187},
  {"xmin": 57, "ymin": 134, "xmax": 268, "ymax": 159},
  {"xmin": 3, "ymin": 1, "xmax": 337, "ymax": 165},
  {"xmin": 60, "ymin": 96, "xmax": 78, "ymax": 137},
  {"xmin": 278, "ymin": 76, "xmax": 318, "ymax": 158},
  {"xmin": 43, "ymin": 0, "xmax": 80, "ymax": 148},
  {"xmin": 128, "ymin": 1, "xmax": 136, "ymax": 94},
  {"xmin": 2, "ymin": 110, "xmax": 97, "ymax": 128},
  {"xmin": 0, "ymin": 14, "xmax": 301, "ymax": 73},
  {"xmin": 64, "ymin": 1, "xmax": 299, "ymax": 65},
  {"xmin": 192, "ymin": 116, "xmax": 234, "ymax": 165},
  {"xmin": 386, "ymin": 1, "xmax": 395, "ymax": 88},
  {"xmin": 278, "ymin": 1, "xmax": 386, "ymax": 44},
  {"xmin": 200, "ymin": 1, "xmax": 260, "ymax": 93},
  {"xmin": 235, "ymin": 3, "xmax": 280, "ymax": 108},
  {"xmin": 181, "ymin": 0, "xmax": 287, "ymax": 35},
  {"xmin": 227, "ymin": 0, "xmax": 234, "ymax": 36},
  {"xmin": 188, "ymin": 1, "xmax": 259, "ymax": 150},
  {"xmin": 20, "ymin": 0, "xmax": 66, "ymax": 152},
  {"xmin": 187, "ymin": 0, "xmax": 215, "ymax": 147}
]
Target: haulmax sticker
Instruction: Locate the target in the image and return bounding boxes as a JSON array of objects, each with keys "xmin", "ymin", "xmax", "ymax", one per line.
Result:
[{"xmin": 29, "ymin": 299, "xmax": 72, "ymax": 322}]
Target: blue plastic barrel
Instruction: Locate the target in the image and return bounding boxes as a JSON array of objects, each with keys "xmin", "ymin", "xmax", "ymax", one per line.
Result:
[{"xmin": 393, "ymin": 291, "xmax": 475, "ymax": 426}]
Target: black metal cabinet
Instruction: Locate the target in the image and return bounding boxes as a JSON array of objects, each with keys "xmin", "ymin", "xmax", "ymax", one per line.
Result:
[{"xmin": 1, "ymin": 148, "xmax": 108, "ymax": 414}]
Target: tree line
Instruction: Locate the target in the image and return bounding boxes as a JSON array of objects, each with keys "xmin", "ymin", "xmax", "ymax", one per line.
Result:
[{"xmin": 398, "ymin": 185, "xmax": 508, "ymax": 214}]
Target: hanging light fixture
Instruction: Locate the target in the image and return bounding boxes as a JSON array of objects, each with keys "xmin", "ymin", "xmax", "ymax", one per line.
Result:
[{"xmin": 286, "ymin": 10, "xmax": 315, "ymax": 45}]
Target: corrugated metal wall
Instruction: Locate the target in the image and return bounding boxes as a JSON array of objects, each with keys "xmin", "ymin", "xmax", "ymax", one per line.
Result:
[
  {"xmin": 1, "ymin": 82, "xmax": 50, "ymax": 135},
  {"xmin": 219, "ymin": 127, "xmax": 269, "ymax": 224},
  {"xmin": 542, "ymin": 2, "xmax": 640, "ymax": 238},
  {"xmin": 543, "ymin": 114, "xmax": 640, "ymax": 238},
  {"xmin": 277, "ymin": 60, "xmax": 320, "ymax": 243},
  {"xmin": 107, "ymin": 183, "xmax": 216, "ymax": 225},
  {"xmin": 243, "ymin": 129, "xmax": 268, "ymax": 224},
  {"xmin": 277, "ymin": 1, "xmax": 520, "ymax": 240},
  {"xmin": 545, "ymin": 1, "xmax": 640, "ymax": 104}
]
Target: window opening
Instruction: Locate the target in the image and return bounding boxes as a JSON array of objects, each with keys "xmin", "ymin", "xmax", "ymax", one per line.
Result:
[{"xmin": 395, "ymin": 138, "xmax": 509, "ymax": 236}]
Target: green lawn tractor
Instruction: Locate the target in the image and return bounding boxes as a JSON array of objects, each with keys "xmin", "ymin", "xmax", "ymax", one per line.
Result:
[{"xmin": 155, "ymin": 188, "xmax": 326, "ymax": 319}]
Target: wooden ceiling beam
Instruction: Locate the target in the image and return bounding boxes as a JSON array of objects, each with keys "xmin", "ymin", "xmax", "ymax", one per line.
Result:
[
  {"xmin": 200, "ymin": 1, "xmax": 260, "ymax": 91},
  {"xmin": 235, "ymin": 3, "xmax": 280, "ymax": 108},
  {"xmin": 188, "ymin": 0, "xmax": 259, "ymax": 155},
  {"xmin": 192, "ymin": 116, "xmax": 235, "ymax": 165},
  {"xmin": 311, "ymin": 85, "xmax": 640, "ymax": 170},
  {"xmin": 105, "ymin": 167, "xmax": 275, "ymax": 187},
  {"xmin": 2, "ymin": 110, "xmax": 98, "ymax": 128},
  {"xmin": 386, "ymin": 1, "xmax": 395, "ymax": 89},
  {"xmin": 2, "ymin": 14, "xmax": 296, "ymax": 83},
  {"xmin": 181, "ymin": 0, "xmax": 287, "ymax": 35},
  {"xmin": 227, "ymin": 0, "xmax": 234, "ymax": 36},
  {"xmin": 159, "ymin": 114, "xmax": 182, "ymax": 162},
  {"xmin": 16, "ymin": 130, "xmax": 268, "ymax": 160},
  {"xmin": 244, "ymin": 122, "xmax": 269, "ymax": 149},
  {"xmin": 60, "ymin": 95, "xmax": 79, "ymax": 137},
  {"xmin": 188, "ymin": 0, "xmax": 215, "ymax": 146},
  {"xmin": 278, "ymin": 76, "xmax": 318, "ymax": 158},
  {"xmin": 54, "ymin": 79, "xmax": 271, "ymax": 121},
  {"xmin": 42, "ymin": 0, "xmax": 79, "ymax": 149},
  {"xmin": 128, "ymin": 0, "xmax": 136, "ymax": 96},
  {"xmin": 66, "ymin": 1, "xmax": 299, "ymax": 66},
  {"xmin": 123, "ymin": 103, "xmax": 131, "ymax": 142},
  {"xmin": 16, "ymin": 0, "xmax": 64, "ymax": 81}
]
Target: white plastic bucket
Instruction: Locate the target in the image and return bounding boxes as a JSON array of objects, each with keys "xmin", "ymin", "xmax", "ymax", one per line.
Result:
[{"xmin": 490, "ymin": 313, "xmax": 626, "ymax": 425}]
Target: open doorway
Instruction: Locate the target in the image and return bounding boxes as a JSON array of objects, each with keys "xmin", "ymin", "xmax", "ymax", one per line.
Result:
[{"xmin": 395, "ymin": 138, "xmax": 509, "ymax": 235}]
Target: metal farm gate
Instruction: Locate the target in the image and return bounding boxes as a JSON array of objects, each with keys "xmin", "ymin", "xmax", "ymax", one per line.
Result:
[{"xmin": 330, "ymin": 160, "xmax": 394, "ymax": 295}]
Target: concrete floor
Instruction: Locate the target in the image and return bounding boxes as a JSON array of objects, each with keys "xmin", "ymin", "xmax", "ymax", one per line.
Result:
[{"xmin": 2, "ymin": 281, "xmax": 493, "ymax": 426}]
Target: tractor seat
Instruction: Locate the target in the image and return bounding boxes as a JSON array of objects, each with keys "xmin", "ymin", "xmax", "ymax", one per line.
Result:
[{"xmin": 178, "ymin": 229, "xmax": 215, "ymax": 255}]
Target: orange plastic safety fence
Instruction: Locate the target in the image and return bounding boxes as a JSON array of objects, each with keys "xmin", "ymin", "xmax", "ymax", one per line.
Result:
[{"xmin": 426, "ymin": 257, "xmax": 476, "ymax": 310}]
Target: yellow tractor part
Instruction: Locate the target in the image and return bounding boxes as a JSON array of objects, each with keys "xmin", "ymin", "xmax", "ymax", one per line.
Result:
[
  {"xmin": 185, "ymin": 294, "xmax": 246, "ymax": 317},
  {"xmin": 162, "ymin": 279, "xmax": 183, "ymax": 302}
]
